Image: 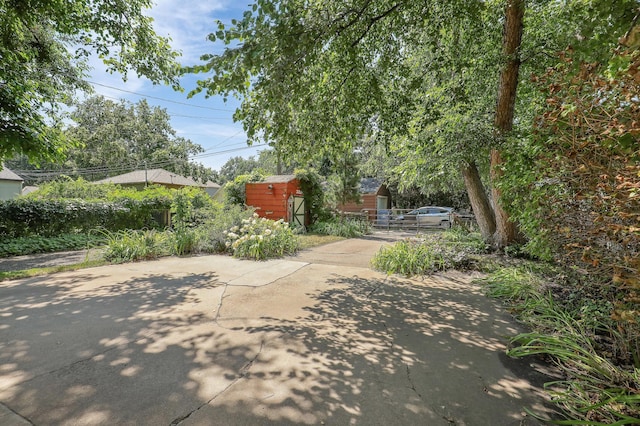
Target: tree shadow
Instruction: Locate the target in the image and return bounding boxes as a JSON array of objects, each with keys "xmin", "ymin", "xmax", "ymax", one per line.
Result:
[
  {"xmin": 202, "ymin": 272, "xmax": 561, "ymax": 425},
  {"xmin": 0, "ymin": 265, "xmax": 560, "ymax": 425}
]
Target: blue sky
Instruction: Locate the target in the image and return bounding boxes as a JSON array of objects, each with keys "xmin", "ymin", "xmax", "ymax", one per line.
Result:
[{"xmin": 87, "ymin": 0, "xmax": 266, "ymax": 172}]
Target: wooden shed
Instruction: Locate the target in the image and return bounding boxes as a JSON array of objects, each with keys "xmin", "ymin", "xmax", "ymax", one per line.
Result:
[
  {"xmin": 245, "ymin": 175, "xmax": 306, "ymax": 226},
  {"xmin": 337, "ymin": 178, "xmax": 392, "ymax": 213}
]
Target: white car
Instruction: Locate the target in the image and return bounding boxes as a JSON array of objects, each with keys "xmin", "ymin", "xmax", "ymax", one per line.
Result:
[{"xmin": 396, "ymin": 206, "xmax": 455, "ymax": 228}]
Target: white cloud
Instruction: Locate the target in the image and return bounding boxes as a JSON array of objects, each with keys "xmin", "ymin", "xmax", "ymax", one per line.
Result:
[{"xmin": 148, "ymin": 0, "xmax": 232, "ymax": 63}]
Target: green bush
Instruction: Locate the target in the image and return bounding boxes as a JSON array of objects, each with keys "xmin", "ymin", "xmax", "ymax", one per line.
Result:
[
  {"xmin": 170, "ymin": 228, "xmax": 198, "ymax": 256},
  {"xmin": 225, "ymin": 214, "xmax": 298, "ymax": 260},
  {"xmin": 372, "ymin": 228, "xmax": 488, "ymax": 276},
  {"xmin": 478, "ymin": 266, "xmax": 640, "ymax": 424},
  {"xmin": 102, "ymin": 229, "xmax": 169, "ymax": 263},
  {"xmin": 0, "ymin": 233, "xmax": 106, "ymax": 257},
  {"xmin": 194, "ymin": 203, "xmax": 255, "ymax": 253},
  {"xmin": 309, "ymin": 217, "xmax": 371, "ymax": 238}
]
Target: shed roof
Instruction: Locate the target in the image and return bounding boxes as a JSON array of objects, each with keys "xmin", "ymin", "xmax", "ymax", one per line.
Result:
[
  {"xmin": 0, "ymin": 167, "xmax": 23, "ymax": 182},
  {"xmin": 94, "ymin": 168, "xmax": 202, "ymax": 187}
]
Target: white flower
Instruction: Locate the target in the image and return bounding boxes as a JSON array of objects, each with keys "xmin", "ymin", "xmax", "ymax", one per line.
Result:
[
  {"xmin": 231, "ymin": 226, "xmax": 239, "ymax": 232},
  {"xmin": 225, "ymin": 241, "xmax": 231, "ymax": 247},
  {"xmin": 250, "ymin": 235, "xmax": 256, "ymax": 240},
  {"xmin": 258, "ymin": 235, "xmax": 263, "ymax": 241},
  {"xmin": 227, "ymin": 232, "xmax": 238, "ymax": 239},
  {"xmin": 264, "ymin": 229, "xmax": 272, "ymax": 235},
  {"xmin": 253, "ymin": 213, "xmax": 259, "ymax": 218}
]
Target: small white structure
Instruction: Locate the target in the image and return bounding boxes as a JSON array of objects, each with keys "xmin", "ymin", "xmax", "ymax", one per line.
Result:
[{"xmin": 0, "ymin": 167, "xmax": 24, "ymax": 200}]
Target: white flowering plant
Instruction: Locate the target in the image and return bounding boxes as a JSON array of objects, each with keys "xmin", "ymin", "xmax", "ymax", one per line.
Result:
[{"xmin": 224, "ymin": 214, "xmax": 298, "ymax": 260}]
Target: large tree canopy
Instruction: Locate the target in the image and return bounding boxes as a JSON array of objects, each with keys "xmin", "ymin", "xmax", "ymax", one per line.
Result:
[
  {"xmin": 7, "ymin": 96, "xmax": 215, "ymax": 184},
  {"xmin": 0, "ymin": 0, "xmax": 181, "ymax": 164},
  {"xmin": 187, "ymin": 0, "xmax": 637, "ymax": 246}
]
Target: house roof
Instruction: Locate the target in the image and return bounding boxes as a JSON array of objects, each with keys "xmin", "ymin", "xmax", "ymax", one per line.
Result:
[
  {"xmin": 22, "ymin": 186, "xmax": 38, "ymax": 195},
  {"xmin": 94, "ymin": 169, "xmax": 202, "ymax": 187},
  {"xmin": 204, "ymin": 180, "xmax": 221, "ymax": 189},
  {"xmin": 0, "ymin": 167, "xmax": 23, "ymax": 182},
  {"xmin": 261, "ymin": 174, "xmax": 297, "ymax": 184},
  {"xmin": 360, "ymin": 178, "xmax": 383, "ymax": 194}
]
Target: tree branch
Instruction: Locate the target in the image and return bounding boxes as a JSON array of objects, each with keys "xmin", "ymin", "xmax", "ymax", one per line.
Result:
[{"xmin": 351, "ymin": 3, "xmax": 401, "ymax": 48}]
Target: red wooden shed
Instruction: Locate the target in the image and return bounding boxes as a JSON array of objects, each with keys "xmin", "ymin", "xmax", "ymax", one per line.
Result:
[{"xmin": 245, "ymin": 175, "xmax": 306, "ymax": 226}]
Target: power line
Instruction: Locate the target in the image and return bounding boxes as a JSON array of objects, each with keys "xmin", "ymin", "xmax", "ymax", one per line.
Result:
[
  {"xmin": 88, "ymin": 81, "xmax": 235, "ymax": 112},
  {"xmin": 97, "ymin": 93, "xmax": 235, "ymax": 120},
  {"xmin": 13, "ymin": 143, "xmax": 268, "ymax": 179}
]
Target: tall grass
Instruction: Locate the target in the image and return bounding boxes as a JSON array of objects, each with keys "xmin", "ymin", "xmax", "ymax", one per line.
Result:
[
  {"xmin": 102, "ymin": 229, "xmax": 169, "ymax": 263},
  {"xmin": 478, "ymin": 266, "xmax": 640, "ymax": 424},
  {"xmin": 309, "ymin": 217, "xmax": 371, "ymax": 238},
  {"xmin": 371, "ymin": 228, "xmax": 488, "ymax": 276}
]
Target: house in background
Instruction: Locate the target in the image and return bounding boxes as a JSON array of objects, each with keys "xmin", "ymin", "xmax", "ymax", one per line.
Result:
[
  {"xmin": 203, "ymin": 180, "xmax": 221, "ymax": 198},
  {"xmin": 21, "ymin": 185, "xmax": 39, "ymax": 196},
  {"xmin": 245, "ymin": 175, "xmax": 306, "ymax": 227},
  {"xmin": 337, "ymin": 178, "xmax": 392, "ymax": 214},
  {"xmin": 94, "ymin": 168, "xmax": 220, "ymax": 198},
  {"xmin": 0, "ymin": 167, "xmax": 24, "ymax": 200}
]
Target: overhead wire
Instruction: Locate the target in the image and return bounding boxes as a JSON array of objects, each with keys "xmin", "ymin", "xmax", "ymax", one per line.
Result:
[{"xmin": 88, "ymin": 81, "xmax": 234, "ymax": 112}]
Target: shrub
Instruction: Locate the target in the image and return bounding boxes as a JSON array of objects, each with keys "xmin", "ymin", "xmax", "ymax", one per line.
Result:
[
  {"xmin": 371, "ymin": 228, "xmax": 488, "ymax": 276},
  {"xmin": 309, "ymin": 216, "xmax": 371, "ymax": 238},
  {"xmin": 225, "ymin": 214, "xmax": 298, "ymax": 260},
  {"xmin": 102, "ymin": 229, "xmax": 169, "ymax": 263},
  {"xmin": 194, "ymin": 203, "xmax": 255, "ymax": 253},
  {"xmin": 478, "ymin": 266, "xmax": 640, "ymax": 424},
  {"xmin": 0, "ymin": 233, "xmax": 106, "ymax": 257}
]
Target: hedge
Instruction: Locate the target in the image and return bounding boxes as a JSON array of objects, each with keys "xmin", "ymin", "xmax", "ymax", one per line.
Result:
[{"xmin": 0, "ymin": 198, "xmax": 170, "ymax": 238}]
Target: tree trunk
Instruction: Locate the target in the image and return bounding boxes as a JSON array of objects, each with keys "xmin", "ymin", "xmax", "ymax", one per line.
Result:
[
  {"xmin": 492, "ymin": 0, "xmax": 524, "ymax": 248},
  {"xmin": 462, "ymin": 161, "xmax": 496, "ymax": 241}
]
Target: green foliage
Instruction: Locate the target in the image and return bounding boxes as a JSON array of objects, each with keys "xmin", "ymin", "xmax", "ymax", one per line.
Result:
[
  {"xmin": 63, "ymin": 97, "xmax": 214, "ymax": 182},
  {"xmin": 501, "ymin": 48, "xmax": 640, "ymax": 301},
  {"xmin": 0, "ymin": 233, "xmax": 106, "ymax": 257},
  {"xmin": 309, "ymin": 217, "xmax": 371, "ymax": 238},
  {"xmin": 224, "ymin": 171, "xmax": 264, "ymax": 206},
  {"xmin": 25, "ymin": 176, "xmax": 117, "ymax": 200},
  {"xmin": 294, "ymin": 168, "xmax": 331, "ymax": 224},
  {"xmin": 169, "ymin": 228, "xmax": 198, "ymax": 256},
  {"xmin": 225, "ymin": 214, "xmax": 298, "ymax": 260},
  {"xmin": 102, "ymin": 229, "xmax": 170, "ymax": 263},
  {"xmin": 0, "ymin": 0, "xmax": 180, "ymax": 164},
  {"xmin": 0, "ymin": 199, "xmax": 152, "ymax": 238},
  {"xmin": 478, "ymin": 265, "xmax": 640, "ymax": 424},
  {"xmin": 372, "ymin": 228, "xmax": 488, "ymax": 276}
]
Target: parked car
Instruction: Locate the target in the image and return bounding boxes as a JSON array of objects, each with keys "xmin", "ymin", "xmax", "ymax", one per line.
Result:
[{"xmin": 396, "ymin": 206, "xmax": 456, "ymax": 228}]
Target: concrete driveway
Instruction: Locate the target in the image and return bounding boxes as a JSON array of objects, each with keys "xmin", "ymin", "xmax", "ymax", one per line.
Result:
[{"xmin": 0, "ymin": 232, "xmax": 558, "ymax": 425}]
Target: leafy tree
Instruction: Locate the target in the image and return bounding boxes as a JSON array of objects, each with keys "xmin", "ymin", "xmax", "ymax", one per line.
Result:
[
  {"xmin": 186, "ymin": 0, "xmax": 637, "ymax": 247},
  {"xmin": 8, "ymin": 96, "xmax": 216, "ymax": 184},
  {"xmin": 69, "ymin": 96, "xmax": 214, "ymax": 182},
  {"xmin": 503, "ymin": 45, "xmax": 640, "ymax": 282},
  {"xmin": 0, "ymin": 0, "xmax": 181, "ymax": 164},
  {"xmin": 218, "ymin": 156, "xmax": 263, "ymax": 184}
]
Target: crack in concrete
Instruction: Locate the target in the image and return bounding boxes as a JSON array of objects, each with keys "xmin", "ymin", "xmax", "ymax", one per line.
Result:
[
  {"xmin": 226, "ymin": 261, "xmax": 308, "ymax": 288},
  {"xmin": 212, "ymin": 263, "xmax": 311, "ymax": 329},
  {"xmin": 405, "ymin": 364, "xmax": 423, "ymax": 399},
  {"xmin": 170, "ymin": 340, "xmax": 265, "ymax": 425},
  {"xmin": 0, "ymin": 401, "xmax": 35, "ymax": 425}
]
